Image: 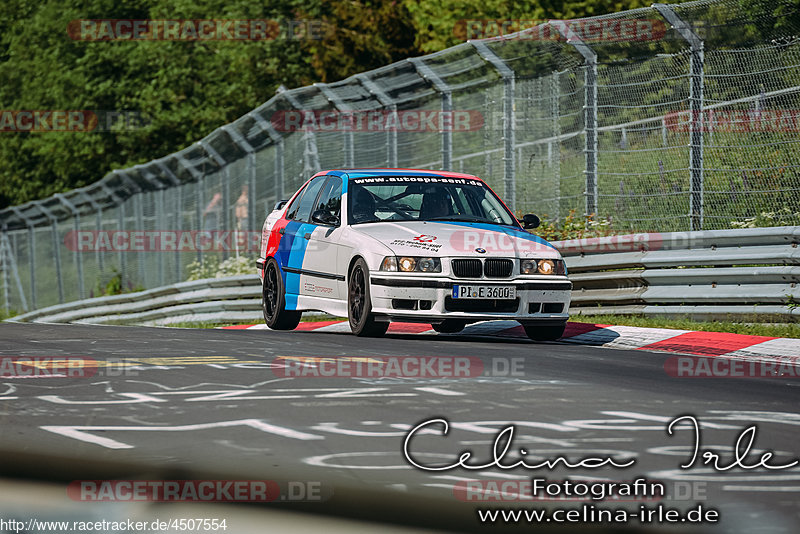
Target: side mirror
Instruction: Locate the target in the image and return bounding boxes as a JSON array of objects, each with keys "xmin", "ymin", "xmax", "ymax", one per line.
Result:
[
  {"xmin": 273, "ymin": 200, "xmax": 289, "ymax": 212},
  {"xmin": 522, "ymin": 214, "xmax": 540, "ymax": 229},
  {"xmin": 312, "ymin": 209, "xmax": 340, "ymax": 227}
]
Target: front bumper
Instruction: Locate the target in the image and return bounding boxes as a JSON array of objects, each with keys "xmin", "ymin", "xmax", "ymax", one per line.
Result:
[{"xmin": 369, "ymin": 274, "xmax": 571, "ymax": 323}]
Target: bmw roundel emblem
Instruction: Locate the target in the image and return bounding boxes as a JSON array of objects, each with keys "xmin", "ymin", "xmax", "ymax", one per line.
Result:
[{"xmin": 475, "ymin": 248, "xmax": 486, "ymax": 253}]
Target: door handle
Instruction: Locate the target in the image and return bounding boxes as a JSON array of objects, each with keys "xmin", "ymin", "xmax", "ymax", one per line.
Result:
[
  {"xmin": 304, "ymin": 233, "xmax": 312, "ymax": 240},
  {"xmin": 278, "ymin": 228, "xmax": 285, "ymax": 235}
]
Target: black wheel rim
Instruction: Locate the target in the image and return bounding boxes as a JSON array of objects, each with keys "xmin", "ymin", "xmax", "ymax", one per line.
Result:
[
  {"xmin": 349, "ymin": 266, "xmax": 365, "ymax": 324},
  {"xmin": 263, "ymin": 265, "xmax": 278, "ymax": 320}
]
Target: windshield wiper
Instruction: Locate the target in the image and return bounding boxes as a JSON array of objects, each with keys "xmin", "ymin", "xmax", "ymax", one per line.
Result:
[{"xmin": 427, "ymin": 215, "xmax": 506, "ymax": 225}]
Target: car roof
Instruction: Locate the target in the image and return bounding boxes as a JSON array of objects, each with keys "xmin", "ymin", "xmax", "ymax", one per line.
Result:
[{"xmin": 315, "ymin": 168, "xmax": 484, "ymax": 181}]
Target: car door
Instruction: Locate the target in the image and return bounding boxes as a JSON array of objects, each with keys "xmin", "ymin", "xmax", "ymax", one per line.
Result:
[
  {"xmin": 300, "ymin": 175, "xmax": 344, "ymax": 299},
  {"xmin": 276, "ymin": 175, "xmax": 328, "ymax": 306}
]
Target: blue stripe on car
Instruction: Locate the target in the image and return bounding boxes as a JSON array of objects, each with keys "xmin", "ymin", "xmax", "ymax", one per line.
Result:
[
  {"xmin": 431, "ymin": 220, "xmax": 557, "ymax": 250},
  {"xmin": 282, "ymin": 222, "xmax": 318, "ymax": 309}
]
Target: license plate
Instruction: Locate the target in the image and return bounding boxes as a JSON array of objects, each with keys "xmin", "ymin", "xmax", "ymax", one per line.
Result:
[{"xmin": 452, "ymin": 285, "xmax": 516, "ymax": 300}]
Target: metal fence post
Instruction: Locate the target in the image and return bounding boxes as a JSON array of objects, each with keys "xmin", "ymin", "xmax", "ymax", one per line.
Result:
[
  {"xmin": 316, "ymin": 83, "xmax": 355, "ymax": 167},
  {"xmin": 223, "ymin": 124, "xmax": 260, "ymax": 237},
  {"xmin": 552, "ymin": 71, "xmax": 562, "ymax": 219},
  {"xmin": 115, "ymin": 170, "xmax": 147, "ymax": 286},
  {"xmin": 10, "ymin": 207, "xmax": 36, "ymax": 310},
  {"xmin": 357, "ymin": 74, "xmax": 398, "ymax": 167},
  {"xmin": 275, "ymin": 141, "xmax": 285, "ymax": 200},
  {"xmin": 244, "ymin": 114, "xmax": 284, "ymax": 204},
  {"xmin": 54, "ymin": 193, "xmax": 84, "ymax": 300},
  {"xmin": 157, "ymin": 188, "xmax": 165, "ymax": 285},
  {"xmin": 100, "ymin": 183, "xmax": 124, "ymax": 281},
  {"xmin": 1, "ymin": 228, "xmax": 9, "ymax": 313},
  {"xmin": 176, "ymin": 154, "xmax": 203, "ymax": 263},
  {"xmin": 0, "ymin": 228, "xmax": 25, "ymax": 313},
  {"xmin": 174, "ymin": 185, "xmax": 182, "ymax": 280},
  {"xmin": 222, "ymin": 167, "xmax": 230, "ymax": 259},
  {"xmin": 654, "ymin": 3, "xmax": 704, "ymax": 230},
  {"xmin": 471, "ymin": 41, "xmax": 516, "ymax": 211},
  {"xmin": 552, "ymin": 21, "xmax": 598, "ymax": 219},
  {"xmin": 153, "ymin": 162, "xmax": 181, "ymax": 281},
  {"xmin": 279, "ymin": 89, "xmax": 320, "ymax": 178},
  {"xmin": 76, "ymin": 191, "xmax": 104, "ymax": 272},
  {"xmin": 135, "ymin": 193, "xmax": 146, "ymax": 288},
  {"xmin": 408, "ymin": 58, "xmax": 453, "ymax": 170},
  {"xmin": 249, "ymin": 152, "xmax": 257, "ymax": 233},
  {"xmin": 32, "ymin": 201, "xmax": 63, "ymax": 304}
]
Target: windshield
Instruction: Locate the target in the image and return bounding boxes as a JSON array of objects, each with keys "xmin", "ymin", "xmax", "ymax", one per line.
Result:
[{"xmin": 347, "ymin": 176, "xmax": 518, "ymax": 227}]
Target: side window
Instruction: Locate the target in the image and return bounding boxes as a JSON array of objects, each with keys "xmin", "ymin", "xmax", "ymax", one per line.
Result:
[
  {"xmin": 314, "ymin": 176, "xmax": 343, "ymax": 218},
  {"xmin": 291, "ymin": 175, "xmax": 328, "ymax": 223},
  {"xmin": 284, "ymin": 184, "xmax": 308, "ymax": 221}
]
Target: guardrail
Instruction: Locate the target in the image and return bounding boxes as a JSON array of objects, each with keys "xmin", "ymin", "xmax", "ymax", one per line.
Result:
[
  {"xmin": 560, "ymin": 226, "xmax": 800, "ymax": 319},
  {"xmin": 7, "ymin": 226, "xmax": 799, "ymax": 325},
  {"xmin": 8, "ymin": 275, "xmax": 263, "ymax": 326}
]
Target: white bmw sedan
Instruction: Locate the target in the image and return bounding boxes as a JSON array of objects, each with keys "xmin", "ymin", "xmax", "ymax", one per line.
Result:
[{"xmin": 257, "ymin": 169, "xmax": 571, "ymax": 340}]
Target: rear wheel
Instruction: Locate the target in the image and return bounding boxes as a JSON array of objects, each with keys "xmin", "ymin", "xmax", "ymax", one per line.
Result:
[
  {"xmin": 348, "ymin": 258, "xmax": 388, "ymax": 337},
  {"xmin": 522, "ymin": 322, "xmax": 566, "ymax": 341},
  {"xmin": 262, "ymin": 259, "xmax": 301, "ymax": 330},
  {"xmin": 432, "ymin": 320, "xmax": 466, "ymax": 333}
]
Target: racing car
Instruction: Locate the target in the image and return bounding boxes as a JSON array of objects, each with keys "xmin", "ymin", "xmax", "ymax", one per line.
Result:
[{"xmin": 256, "ymin": 169, "xmax": 571, "ymax": 340}]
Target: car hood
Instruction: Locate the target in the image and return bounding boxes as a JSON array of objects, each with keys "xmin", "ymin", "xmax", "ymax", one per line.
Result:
[{"xmin": 350, "ymin": 221, "xmax": 561, "ymax": 258}]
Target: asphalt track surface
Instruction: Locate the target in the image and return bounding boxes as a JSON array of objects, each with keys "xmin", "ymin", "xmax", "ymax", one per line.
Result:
[{"xmin": 0, "ymin": 322, "xmax": 798, "ymax": 533}]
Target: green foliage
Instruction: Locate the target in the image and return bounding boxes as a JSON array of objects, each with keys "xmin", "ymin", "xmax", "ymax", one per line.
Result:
[
  {"xmin": 402, "ymin": 0, "xmax": 661, "ymax": 53},
  {"xmin": 0, "ymin": 308, "xmax": 19, "ymax": 321},
  {"xmin": 185, "ymin": 254, "xmax": 254, "ymax": 281},
  {"xmin": 0, "ymin": 0, "xmax": 419, "ymax": 209},
  {"xmin": 531, "ymin": 209, "xmax": 616, "ymax": 241},
  {"xmin": 93, "ymin": 267, "xmax": 143, "ymax": 296},
  {"xmin": 730, "ymin": 208, "xmax": 800, "ymax": 228}
]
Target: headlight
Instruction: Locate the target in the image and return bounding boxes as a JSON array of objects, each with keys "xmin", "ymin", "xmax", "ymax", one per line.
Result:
[
  {"xmin": 398, "ymin": 257, "xmax": 417, "ymax": 272},
  {"xmin": 418, "ymin": 257, "xmax": 437, "ymax": 272},
  {"xmin": 380, "ymin": 256, "xmax": 398, "ymax": 271},
  {"xmin": 537, "ymin": 259, "xmax": 555, "ymax": 275},
  {"xmin": 521, "ymin": 259, "xmax": 537, "ymax": 274},
  {"xmin": 380, "ymin": 256, "xmax": 441, "ymax": 273},
  {"xmin": 521, "ymin": 258, "xmax": 563, "ymax": 275}
]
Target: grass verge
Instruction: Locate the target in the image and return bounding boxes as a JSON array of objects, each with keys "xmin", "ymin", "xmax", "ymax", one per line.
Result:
[{"xmin": 163, "ymin": 313, "xmax": 346, "ymax": 329}]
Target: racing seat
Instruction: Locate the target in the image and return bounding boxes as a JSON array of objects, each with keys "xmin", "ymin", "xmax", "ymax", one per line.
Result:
[
  {"xmin": 419, "ymin": 193, "xmax": 453, "ymax": 220},
  {"xmin": 351, "ymin": 188, "xmax": 377, "ymax": 222}
]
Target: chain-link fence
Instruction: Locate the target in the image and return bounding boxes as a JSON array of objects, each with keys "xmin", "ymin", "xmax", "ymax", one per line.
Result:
[{"xmin": 1, "ymin": 0, "xmax": 799, "ymax": 313}]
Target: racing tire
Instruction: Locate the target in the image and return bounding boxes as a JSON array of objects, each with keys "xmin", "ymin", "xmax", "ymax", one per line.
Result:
[
  {"xmin": 432, "ymin": 320, "xmax": 466, "ymax": 334},
  {"xmin": 348, "ymin": 258, "xmax": 388, "ymax": 337},
  {"xmin": 521, "ymin": 322, "xmax": 566, "ymax": 341},
  {"xmin": 262, "ymin": 259, "xmax": 301, "ymax": 331}
]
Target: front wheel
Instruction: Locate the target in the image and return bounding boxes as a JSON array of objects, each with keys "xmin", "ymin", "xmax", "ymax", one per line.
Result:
[
  {"xmin": 262, "ymin": 259, "xmax": 301, "ymax": 330},
  {"xmin": 522, "ymin": 322, "xmax": 566, "ymax": 341},
  {"xmin": 348, "ymin": 258, "xmax": 388, "ymax": 337}
]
